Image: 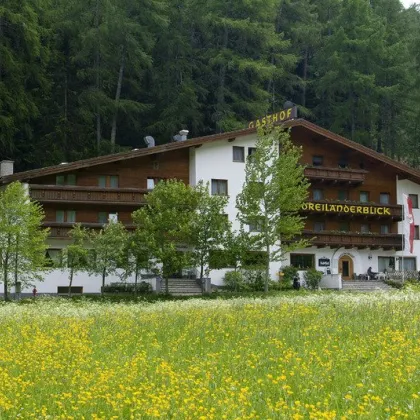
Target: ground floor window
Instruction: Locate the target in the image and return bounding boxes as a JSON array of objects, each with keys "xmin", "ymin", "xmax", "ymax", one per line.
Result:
[
  {"xmin": 378, "ymin": 256, "xmax": 395, "ymax": 272},
  {"xmin": 45, "ymin": 249, "xmax": 63, "ymax": 266},
  {"xmin": 57, "ymin": 286, "xmax": 83, "ymax": 294},
  {"xmin": 290, "ymin": 253, "xmax": 315, "ymax": 269},
  {"xmin": 209, "ymin": 250, "xmax": 235, "ymax": 269},
  {"xmin": 402, "ymin": 257, "xmax": 416, "ymax": 271}
]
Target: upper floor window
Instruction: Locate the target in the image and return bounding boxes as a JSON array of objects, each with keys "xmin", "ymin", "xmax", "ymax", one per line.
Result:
[
  {"xmin": 314, "ymin": 221, "xmax": 325, "ymax": 232},
  {"xmin": 98, "ymin": 212, "xmax": 118, "ymax": 224},
  {"xmin": 249, "ymin": 221, "xmax": 263, "ymax": 232},
  {"xmin": 56, "ymin": 174, "xmax": 76, "ymax": 186},
  {"xmin": 360, "ymin": 191, "xmax": 369, "ymax": 203},
  {"xmin": 313, "ymin": 189, "xmax": 324, "ymax": 201},
  {"xmin": 360, "ymin": 224, "xmax": 370, "ymax": 233},
  {"xmin": 415, "ymin": 225, "xmax": 420, "ymax": 240},
  {"xmin": 211, "ymin": 179, "xmax": 228, "ymax": 196},
  {"xmin": 312, "ymin": 156, "xmax": 323, "ymax": 167},
  {"xmin": 380, "ymin": 224, "xmax": 390, "ymax": 234},
  {"xmin": 147, "ymin": 177, "xmax": 166, "ymax": 190},
  {"xmin": 339, "ymin": 222, "xmax": 350, "ymax": 232},
  {"xmin": 380, "ymin": 193, "xmax": 390, "ymax": 205},
  {"xmin": 338, "ymin": 157, "xmax": 348, "ymax": 168},
  {"xmin": 409, "ymin": 194, "xmax": 419, "ymax": 208},
  {"xmin": 56, "ymin": 210, "xmax": 76, "ymax": 223},
  {"xmin": 338, "ymin": 190, "xmax": 348, "ymax": 201},
  {"xmin": 98, "ymin": 175, "xmax": 119, "ymax": 188},
  {"xmin": 233, "ymin": 146, "xmax": 245, "ymax": 162},
  {"xmin": 248, "ymin": 148, "xmax": 257, "ymax": 160}
]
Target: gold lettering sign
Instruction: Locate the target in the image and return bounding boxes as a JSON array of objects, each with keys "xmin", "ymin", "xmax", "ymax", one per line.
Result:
[
  {"xmin": 248, "ymin": 106, "xmax": 298, "ymax": 129},
  {"xmin": 302, "ymin": 203, "xmax": 393, "ymax": 216}
]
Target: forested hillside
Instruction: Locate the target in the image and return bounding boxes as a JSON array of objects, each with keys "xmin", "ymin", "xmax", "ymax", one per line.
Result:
[{"xmin": 1, "ymin": 0, "xmax": 420, "ymax": 171}]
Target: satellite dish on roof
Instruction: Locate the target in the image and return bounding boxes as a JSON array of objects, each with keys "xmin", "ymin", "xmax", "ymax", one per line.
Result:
[{"xmin": 143, "ymin": 136, "xmax": 155, "ymax": 148}]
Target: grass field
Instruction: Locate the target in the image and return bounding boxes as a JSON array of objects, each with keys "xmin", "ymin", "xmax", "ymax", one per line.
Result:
[{"xmin": 1, "ymin": 291, "xmax": 420, "ymax": 419}]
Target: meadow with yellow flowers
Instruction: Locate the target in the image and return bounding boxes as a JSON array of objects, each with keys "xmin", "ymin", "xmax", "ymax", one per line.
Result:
[{"xmin": 1, "ymin": 291, "xmax": 420, "ymax": 419}]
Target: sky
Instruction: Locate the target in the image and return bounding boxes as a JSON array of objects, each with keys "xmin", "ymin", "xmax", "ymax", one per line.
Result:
[{"xmin": 401, "ymin": 0, "xmax": 417, "ymax": 7}]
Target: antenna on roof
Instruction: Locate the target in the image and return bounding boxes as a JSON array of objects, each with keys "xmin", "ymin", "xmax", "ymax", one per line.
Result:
[{"xmin": 143, "ymin": 136, "xmax": 155, "ymax": 148}]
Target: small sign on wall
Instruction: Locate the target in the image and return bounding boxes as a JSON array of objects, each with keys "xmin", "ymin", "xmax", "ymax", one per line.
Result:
[{"xmin": 318, "ymin": 258, "xmax": 331, "ymax": 267}]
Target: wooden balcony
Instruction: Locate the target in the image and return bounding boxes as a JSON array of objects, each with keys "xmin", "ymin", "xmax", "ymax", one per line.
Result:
[
  {"xmin": 43, "ymin": 222, "xmax": 136, "ymax": 239},
  {"xmin": 304, "ymin": 167, "xmax": 367, "ymax": 185},
  {"xmin": 301, "ymin": 201, "xmax": 402, "ymax": 220},
  {"xmin": 30, "ymin": 184, "xmax": 147, "ymax": 207},
  {"xmin": 294, "ymin": 230, "xmax": 403, "ymax": 250}
]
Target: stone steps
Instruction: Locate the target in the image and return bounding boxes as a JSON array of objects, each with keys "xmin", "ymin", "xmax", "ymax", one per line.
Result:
[
  {"xmin": 161, "ymin": 279, "xmax": 203, "ymax": 295},
  {"xmin": 341, "ymin": 280, "xmax": 393, "ymax": 292}
]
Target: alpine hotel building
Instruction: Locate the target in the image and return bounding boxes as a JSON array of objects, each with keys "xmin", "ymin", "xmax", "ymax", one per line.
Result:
[{"xmin": 1, "ymin": 109, "xmax": 420, "ymax": 294}]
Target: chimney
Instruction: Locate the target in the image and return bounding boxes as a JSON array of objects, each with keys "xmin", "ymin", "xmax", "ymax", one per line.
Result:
[
  {"xmin": 0, "ymin": 160, "xmax": 14, "ymax": 177},
  {"xmin": 173, "ymin": 129, "xmax": 189, "ymax": 142},
  {"xmin": 143, "ymin": 136, "xmax": 155, "ymax": 148}
]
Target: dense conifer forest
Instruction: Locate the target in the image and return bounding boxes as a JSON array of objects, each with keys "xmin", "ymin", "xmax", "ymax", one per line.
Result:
[{"xmin": 1, "ymin": 0, "xmax": 419, "ymax": 171}]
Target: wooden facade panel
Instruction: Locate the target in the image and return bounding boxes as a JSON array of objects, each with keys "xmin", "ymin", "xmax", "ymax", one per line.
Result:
[
  {"xmin": 304, "ymin": 219, "xmax": 398, "ymax": 234},
  {"xmin": 33, "ymin": 149, "xmax": 190, "ymax": 189}
]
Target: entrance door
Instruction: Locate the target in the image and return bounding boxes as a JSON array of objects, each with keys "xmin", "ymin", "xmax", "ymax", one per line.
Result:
[{"xmin": 339, "ymin": 256, "xmax": 354, "ymax": 280}]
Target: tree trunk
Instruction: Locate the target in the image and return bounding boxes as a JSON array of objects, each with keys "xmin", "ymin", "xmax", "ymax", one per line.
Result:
[
  {"xmin": 3, "ymin": 255, "xmax": 9, "ymax": 302},
  {"xmin": 265, "ymin": 244, "xmax": 270, "ymax": 293},
  {"xmin": 110, "ymin": 47, "xmax": 126, "ymax": 150},
  {"xmin": 215, "ymin": 25, "xmax": 229, "ymax": 133},
  {"xmin": 301, "ymin": 48, "xmax": 308, "ymax": 108},
  {"xmin": 95, "ymin": 0, "xmax": 101, "ymax": 151},
  {"xmin": 68, "ymin": 268, "xmax": 73, "ymax": 297},
  {"xmin": 134, "ymin": 262, "xmax": 139, "ymax": 297},
  {"xmin": 101, "ymin": 268, "xmax": 106, "ymax": 297}
]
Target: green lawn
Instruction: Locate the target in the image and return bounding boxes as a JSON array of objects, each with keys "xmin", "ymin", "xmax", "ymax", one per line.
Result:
[{"xmin": 0, "ymin": 291, "xmax": 419, "ymax": 419}]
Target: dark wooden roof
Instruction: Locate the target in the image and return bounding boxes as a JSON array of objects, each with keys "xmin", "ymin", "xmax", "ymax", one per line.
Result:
[{"xmin": 2, "ymin": 119, "xmax": 420, "ymax": 184}]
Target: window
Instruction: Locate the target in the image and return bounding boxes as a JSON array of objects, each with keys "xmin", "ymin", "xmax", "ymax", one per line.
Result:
[
  {"xmin": 56, "ymin": 174, "xmax": 76, "ymax": 186},
  {"xmin": 249, "ymin": 221, "xmax": 263, "ymax": 232},
  {"xmin": 378, "ymin": 256, "xmax": 395, "ymax": 272},
  {"xmin": 209, "ymin": 250, "xmax": 235, "ymax": 269},
  {"xmin": 98, "ymin": 212, "xmax": 118, "ymax": 224},
  {"xmin": 98, "ymin": 175, "xmax": 119, "ymax": 188},
  {"xmin": 313, "ymin": 189, "xmax": 324, "ymax": 201},
  {"xmin": 233, "ymin": 146, "xmax": 245, "ymax": 162},
  {"xmin": 57, "ymin": 286, "xmax": 83, "ymax": 295},
  {"xmin": 98, "ymin": 176, "xmax": 107, "ymax": 188},
  {"xmin": 360, "ymin": 224, "xmax": 370, "ymax": 233},
  {"xmin": 98, "ymin": 212, "xmax": 108, "ymax": 224},
  {"xmin": 380, "ymin": 224, "xmax": 390, "ymax": 234},
  {"xmin": 45, "ymin": 249, "xmax": 63, "ymax": 266},
  {"xmin": 56, "ymin": 210, "xmax": 65, "ymax": 223},
  {"xmin": 290, "ymin": 254, "xmax": 315, "ymax": 269},
  {"xmin": 402, "ymin": 257, "xmax": 416, "ymax": 271},
  {"xmin": 338, "ymin": 157, "xmax": 348, "ymax": 168},
  {"xmin": 248, "ymin": 147, "xmax": 257, "ymax": 157},
  {"xmin": 415, "ymin": 225, "xmax": 420, "ymax": 240},
  {"xmin": 339, "ymin": 222, "xmax": 350, "ymax": 232},
  {"xmin": 409, "ymin": 194, "xmax": 419, "ymax": 208},
  {"xmin": 314, "ymin": 222, "xmax": 325, "ymax": 232},
  {"xmin": 380, "ymin": 193, "xmax": 390, "ymax": 205},
  {"xmin": 338, "ymin": 190, "xmax": 348, "ymax": 201},
  {"xmin": 242, "ymin": 251, "xmax": 268, "ymax": 269},
  {"xmin": 147, "ymin": 178, "xmax": 155, "ymax": 190},
  {"xmin": 67, "ymin": 210, "xmax": 76, "ymax": 223},
  {"xmin": 360, "ymin": 191, "xmax": 369, "ymax": 203},
  {"xmin": 312, "ymin": 156, "xmax": 323, "ymax": 166},
  {"xmin": 211, "ymin": 179, "xmax": 228, "ymax": 196}
]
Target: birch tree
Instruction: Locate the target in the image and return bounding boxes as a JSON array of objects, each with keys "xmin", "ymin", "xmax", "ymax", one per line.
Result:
[
  {"xmin": 0, "ymin": 182, "xmax": 49, "ymax": 301},
  {"xmin": 236, "ymin": 126, "xmax": 309, "ymax": 292}
]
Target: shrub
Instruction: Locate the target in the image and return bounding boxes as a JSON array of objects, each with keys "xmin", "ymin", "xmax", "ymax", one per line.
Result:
[
  {"xmin": 102, "ymin": 282, "xmax": 153, "ymax": 294},
  {"xmin": 280, "ymin": 265, "xmax": 298, "ymax": 289},
  {"xmin": 304, "ymin": 269, "xmax": 323, "ymax": 290},
  {"xmin": 223, "ymin": 271, "xmax": 245, "ymax": 292}
]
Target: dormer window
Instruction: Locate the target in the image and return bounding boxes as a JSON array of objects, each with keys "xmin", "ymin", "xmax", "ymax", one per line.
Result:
[{"xmin": 312, "ymin": 156, "xmax": 323, "ymax": 167}]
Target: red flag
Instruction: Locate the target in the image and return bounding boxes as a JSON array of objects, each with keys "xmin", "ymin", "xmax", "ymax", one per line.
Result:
[{"xmin": 403, "ymin": 194, "xmax": 415, "ymax": 254}]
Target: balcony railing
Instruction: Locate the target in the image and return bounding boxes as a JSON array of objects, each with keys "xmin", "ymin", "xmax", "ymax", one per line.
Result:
[
  {"xmin": 294, "ymin": 230, "xmax": 403, "ymax": 250},
  {"xmin": 30, "ymin": 184, "xmax": 147, "ymax": 206},
  {"xmin": 304, "ymin": 167, "xmax": 366, "ymax": 184},
  {"xmin": 43, "ymin": 222, "xmax": 136, "ymax": 238},
  {"xmin": 301, "ymin": 200, "xmax": 402, "ymax": 220}
]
